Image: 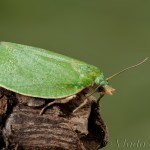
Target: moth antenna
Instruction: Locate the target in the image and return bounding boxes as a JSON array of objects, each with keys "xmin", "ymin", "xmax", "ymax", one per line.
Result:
[{"xmin": 106, "ymin": 57, "xmax": 148, "ymax": 81}]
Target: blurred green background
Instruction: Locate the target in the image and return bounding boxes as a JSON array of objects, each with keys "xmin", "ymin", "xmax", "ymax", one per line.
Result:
[{"xmin": 0, "ymin": 0, "xmax": 150, "ymax": 149}]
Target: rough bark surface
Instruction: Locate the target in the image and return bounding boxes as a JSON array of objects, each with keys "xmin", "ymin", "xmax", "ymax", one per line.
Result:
[{"xmin": 0, "ymin": 88, "xmax": 108, "ymax": 150}]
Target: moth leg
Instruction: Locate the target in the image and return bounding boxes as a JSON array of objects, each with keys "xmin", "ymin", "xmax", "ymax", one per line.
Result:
[
  {"xmin": 97, "ymin": 94, "xmax": 105, "ymax": 108},
  {"xmin": 40, "ymin": 95, "xmax": 76, "ymax": 115},
  {"xmin": 73, "ymin": 94, "xmax": 89, "ymax": 113}
]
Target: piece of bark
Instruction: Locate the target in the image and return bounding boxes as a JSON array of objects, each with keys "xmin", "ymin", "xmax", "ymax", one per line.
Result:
[{"xmin": 0, "ymin": 88, "xmax": 108, "ymax": 150}]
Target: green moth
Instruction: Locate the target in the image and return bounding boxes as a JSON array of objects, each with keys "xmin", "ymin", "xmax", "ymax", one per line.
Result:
[{"xmin": 0, "ymin": 42, "xmax": 148, "ymax": 114}]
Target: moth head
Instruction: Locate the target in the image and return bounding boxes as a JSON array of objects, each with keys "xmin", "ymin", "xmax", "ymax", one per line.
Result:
[
  {"xmin": 93, "ymin": 58, "xmax": 147, "ymax": 97},
  {"xmin": 98, "ymin": 84, "xmax": 115, "ymax": 96},
  {"xmin": 95, "ymin": 75, "xmax": 115, "ymax": 96}
]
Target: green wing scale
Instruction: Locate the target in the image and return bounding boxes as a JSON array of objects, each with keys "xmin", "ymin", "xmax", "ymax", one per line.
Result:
[{"xmin": 0, "ymin": 42, "xmax": 102, "ymax": 98}]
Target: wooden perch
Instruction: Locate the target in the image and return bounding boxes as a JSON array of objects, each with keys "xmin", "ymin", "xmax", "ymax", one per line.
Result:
[{"xmin": 0, "ymin": 88, "xmax": 108, "ymax": 150}]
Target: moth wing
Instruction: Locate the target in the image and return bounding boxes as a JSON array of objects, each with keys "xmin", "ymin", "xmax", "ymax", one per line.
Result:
[{"xmin": 0, "ymin": 42, "xmax": 101, "ymax": 98}]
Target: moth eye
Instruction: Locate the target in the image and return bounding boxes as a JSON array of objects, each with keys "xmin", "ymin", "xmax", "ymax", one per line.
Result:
[{"xmin": 98, "ymin": 86, "xmax": 105, "ymax": 92}]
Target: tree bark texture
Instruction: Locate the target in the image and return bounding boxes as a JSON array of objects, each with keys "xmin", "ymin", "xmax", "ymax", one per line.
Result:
[{"xmin": 0, "ymin": 88, "xmax": 108, "ymax": 150}]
